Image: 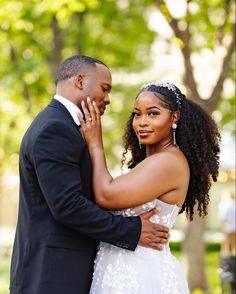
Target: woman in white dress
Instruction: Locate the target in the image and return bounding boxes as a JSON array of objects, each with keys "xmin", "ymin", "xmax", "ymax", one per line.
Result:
[{"xmin": 78, "ymin": 82, "xmax": 220, "ymax": 294}]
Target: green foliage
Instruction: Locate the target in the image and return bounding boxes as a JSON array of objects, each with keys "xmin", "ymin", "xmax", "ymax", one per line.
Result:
[
  {"xmin": 186, "ymin": 0, "xmax": 233, "ymax": 49},
  {"xmin": 218, "ymin": 92, "xmax": 236, "ymax": 135},
  {"xmin": 0, "ymin": 256, "xmax": 10, "ymax": 294},
  {"xmin": 0, "ymin": 0, "xmax": 234, "ymax": 173},
  {"xmin": 170, "ymin": 241, "xmax": 221, "ymax": 252},
  {"xmin": 156, "ymin": 0, "xmax": 235, "ymax": 121},
  {"xmin": 0, "ymin": 0, "xmax": 155, "ymax": 172}
]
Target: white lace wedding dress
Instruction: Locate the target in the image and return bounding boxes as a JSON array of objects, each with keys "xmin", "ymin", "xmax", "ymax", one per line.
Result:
[{"xmin": 89, "ymin": 199, "xmax": 190, "ymax": 294}]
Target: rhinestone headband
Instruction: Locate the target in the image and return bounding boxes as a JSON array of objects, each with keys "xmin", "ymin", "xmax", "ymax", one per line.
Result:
[{"xmin": 141, "ymin": 82, "xmax": 182, "ymax": 109}]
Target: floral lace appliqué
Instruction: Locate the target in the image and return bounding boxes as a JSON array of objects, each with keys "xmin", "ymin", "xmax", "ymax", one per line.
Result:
[
  {"xmin": 161, "ymin": 251, "xmax": 181, "ymax": 294},
  {"xmin": 89, "ymin": 199, "xmax": 189, "ymax": 294},
  {"xmin": 90, "ymin": 245, "xmax": 140, "ymax": 293}
]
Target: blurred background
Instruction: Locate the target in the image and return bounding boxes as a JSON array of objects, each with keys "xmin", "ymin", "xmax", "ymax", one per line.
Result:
[{"xmin": 0, "ymin": 0, "xmax": 235, "ymax": 293}]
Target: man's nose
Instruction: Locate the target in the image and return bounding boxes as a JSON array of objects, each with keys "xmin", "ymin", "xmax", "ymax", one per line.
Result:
[{"xmin": 104, "ymin": 93, "xmax": 110, "ymax": 105}]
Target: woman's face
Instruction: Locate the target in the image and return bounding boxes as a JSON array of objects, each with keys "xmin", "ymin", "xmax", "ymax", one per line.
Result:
[{"xmin": 132, "ymin": 90, "xmax": 176, "ymax": 146}]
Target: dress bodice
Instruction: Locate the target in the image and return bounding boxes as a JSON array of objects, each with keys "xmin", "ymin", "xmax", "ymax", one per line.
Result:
[{"xmin": 113, "ymin": 198, "xmax": 179, "ymax": 229}]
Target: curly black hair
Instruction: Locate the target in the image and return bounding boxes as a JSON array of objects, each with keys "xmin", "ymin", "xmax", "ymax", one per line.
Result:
[{"xmin": 121, "ymin": 83, "xmax": 221, "ymax": 220}]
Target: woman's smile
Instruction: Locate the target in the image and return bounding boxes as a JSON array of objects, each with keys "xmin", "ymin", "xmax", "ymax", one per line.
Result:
[{"xmin": 138, "ymin": 130, "xmax": 154, "ymax": 138}]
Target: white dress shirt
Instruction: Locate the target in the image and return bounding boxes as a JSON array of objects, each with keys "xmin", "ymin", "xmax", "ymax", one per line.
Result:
[{"xmin": 54, "ymin": 94, "xmax": 83, "ymax": 126}]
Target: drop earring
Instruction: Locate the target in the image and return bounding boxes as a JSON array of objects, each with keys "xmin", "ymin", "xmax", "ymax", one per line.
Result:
[
  {"xmin": 139, "ymin": 143, "xmax": 142, "ymax": 149},
  {"xmin": 172, "ymin": 123, "xmax": 178, "ymax": 147}
]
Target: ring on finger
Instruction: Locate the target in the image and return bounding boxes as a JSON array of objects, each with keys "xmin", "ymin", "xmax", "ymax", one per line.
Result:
[{"xmin": 87, "ymin": 117, "xmax": 92, "ymax": 122}]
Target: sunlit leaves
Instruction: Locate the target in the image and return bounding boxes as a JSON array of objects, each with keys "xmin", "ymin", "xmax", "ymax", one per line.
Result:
[
  {"xmin": 0, "ymin": 0, "xmax": 234, "ymax": 173},
  {"xmin": 0, "ymin": 0, "xmax": 155, "ymax": 172}
]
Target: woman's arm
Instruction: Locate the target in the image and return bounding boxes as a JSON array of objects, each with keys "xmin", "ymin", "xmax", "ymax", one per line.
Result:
[{"xmin": 78, "ymin": 98, "xmax": 184, "ymax": 210}]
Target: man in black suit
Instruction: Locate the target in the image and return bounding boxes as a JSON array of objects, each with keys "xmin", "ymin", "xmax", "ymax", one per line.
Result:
[{"xmin": 10, "ymin": 55, "xmax": 169, "ymax": 294}]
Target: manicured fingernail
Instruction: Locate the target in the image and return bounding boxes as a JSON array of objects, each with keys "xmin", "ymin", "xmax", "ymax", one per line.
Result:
[
  {"xmin": 93, "ymin": 101, "xmax": 96, "ymax": 105},
  {"xmin": 81, "ymin": 101, "xmax": 85, "ymax": 105},
  {"xmin": 87, "ymin": 96, "xmax": 91, "ymax": 101}
]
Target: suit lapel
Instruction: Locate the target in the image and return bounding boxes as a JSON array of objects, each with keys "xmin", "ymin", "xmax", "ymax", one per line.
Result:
[
  {"xmin": 48, "ymin": 99, "xmax": 74, "ymax": 123},
  {"xmin": 48, "ymin": 99, "xmax": 84, "ymax": 137}
]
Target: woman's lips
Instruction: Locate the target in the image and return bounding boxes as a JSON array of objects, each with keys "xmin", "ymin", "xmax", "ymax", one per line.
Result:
[{"xmin": 138, "ymin": 130, "xmax": 153, "ymax": 138}]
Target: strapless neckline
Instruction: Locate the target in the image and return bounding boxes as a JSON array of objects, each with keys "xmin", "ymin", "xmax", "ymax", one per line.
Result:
[
  {"xmin": 155, "ymin": 198, "xmax": 180, "ymax": 208},
  {"xmin": 113, "ymin": 198, "xmax": 180, "ymax": 228}
]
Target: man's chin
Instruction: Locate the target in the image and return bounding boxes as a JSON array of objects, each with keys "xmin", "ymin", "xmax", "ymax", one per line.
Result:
[{"xmin": 99, "ymin": 107, "xmax": 106, "ymax": 115}]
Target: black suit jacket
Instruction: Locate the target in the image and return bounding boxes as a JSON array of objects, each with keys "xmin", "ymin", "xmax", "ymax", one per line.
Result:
[{"xmin": 10, "ymin": 99, "xmax": 141, "ymax": 294}]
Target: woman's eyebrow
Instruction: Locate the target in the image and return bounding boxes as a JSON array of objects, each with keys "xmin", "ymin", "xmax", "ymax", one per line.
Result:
[{"xmin": 134, "ymin": 106, "xmax": 161, "ymax": 111}]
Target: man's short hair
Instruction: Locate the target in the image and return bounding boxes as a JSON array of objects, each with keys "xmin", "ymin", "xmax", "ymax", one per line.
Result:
[{"xmin": 55, "ymin": 55, "xmax": 108, "ymax": 85}]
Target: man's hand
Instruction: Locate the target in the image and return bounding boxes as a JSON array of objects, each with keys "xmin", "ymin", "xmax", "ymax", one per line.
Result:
[{"xmin": 139, "ymin": 208, "xmax": 170, "ymax": 250}]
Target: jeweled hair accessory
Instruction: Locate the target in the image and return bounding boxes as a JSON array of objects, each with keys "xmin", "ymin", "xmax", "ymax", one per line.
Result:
[{"xmin": 141, "ymin": 82, "xmax": 182, "ymax": 109}]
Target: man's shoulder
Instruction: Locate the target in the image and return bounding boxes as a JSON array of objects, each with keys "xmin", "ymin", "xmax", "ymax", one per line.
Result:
[
  {"xmin": 34, "ymin": 103, "xmax": 72, "ymax": 127},
  {"xmin": 24, "ymin": 108, "xmax": 75, "ymax": 143}
]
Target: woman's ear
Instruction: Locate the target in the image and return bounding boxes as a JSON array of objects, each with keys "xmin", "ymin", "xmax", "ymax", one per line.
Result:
[
  {"xmin": 74, "ymin": 74, "xmax": 84, "ymax": 90},
  {"xmin": 172, "ymin": 111, "xmax": 180, "ymax": 124}
]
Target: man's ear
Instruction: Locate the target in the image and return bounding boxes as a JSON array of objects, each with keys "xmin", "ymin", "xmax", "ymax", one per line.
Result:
[
  {"xmin": 172, "ymin": 111, "xmax": 180, "ymax": 124},
  {"xmin": 74, "ymin": 74, "xmax": 84, "ymax": 89}
]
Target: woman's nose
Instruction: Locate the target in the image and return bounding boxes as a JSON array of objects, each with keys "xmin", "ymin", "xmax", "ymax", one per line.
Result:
[{"xmin": 139, "ymin": 115, "xmax": 148, "ymax": 126}]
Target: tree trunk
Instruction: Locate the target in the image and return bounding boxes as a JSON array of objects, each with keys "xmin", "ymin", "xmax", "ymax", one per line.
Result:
[
  {"xmin": 182, "ymin": 214, "xmax": 208, "ymax": 292},
  {"xmin": 50, "ymin": 14, "xmax": 63, "ymax": 79},
  {"xmin": 152, "ymin": 2, "xmax": 235, "ymax": 291}
]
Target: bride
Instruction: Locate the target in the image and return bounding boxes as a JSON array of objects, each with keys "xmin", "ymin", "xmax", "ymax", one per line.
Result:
[{"xmin": 78, "ymin": 82, "xmax": 220, "ymax": 293}]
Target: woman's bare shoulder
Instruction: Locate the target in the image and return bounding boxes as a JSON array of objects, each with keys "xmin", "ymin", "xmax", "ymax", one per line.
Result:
[
  {"xmin": 145, "ymin": 148, "xmax": 188, "ymax": 167},
  {"xmin": 136, "ymin": 149, "xmax": 189, "ymax": 181}
]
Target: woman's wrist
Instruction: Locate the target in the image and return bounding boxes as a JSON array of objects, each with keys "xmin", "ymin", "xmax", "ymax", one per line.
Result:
[{"xmin": 88, "ymin": 144, "xmax": 104, "ymax": 153}]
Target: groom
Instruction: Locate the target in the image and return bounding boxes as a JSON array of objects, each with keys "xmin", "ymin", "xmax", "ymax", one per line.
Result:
[{"xmin": 10, "ymin": 55, "xmax": 169, "ymax": 294}]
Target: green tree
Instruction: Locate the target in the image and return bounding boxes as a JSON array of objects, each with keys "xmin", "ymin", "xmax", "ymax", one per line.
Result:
[
  {"xmin": 152, "ymin": 0, "xmax": 235, "ymax": 291},
  {"xmin": 0, "ymin": 0, "xmax": 155, "ymax": 173},
  {"xmin": 0, "ymin": 1, "xmax": 235, "ymax": 292}
]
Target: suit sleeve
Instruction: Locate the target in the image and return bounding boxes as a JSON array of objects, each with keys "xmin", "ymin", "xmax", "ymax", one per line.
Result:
[{"xmin": 33, "ymin": 122, "xmax": 141, "ymax": 251}]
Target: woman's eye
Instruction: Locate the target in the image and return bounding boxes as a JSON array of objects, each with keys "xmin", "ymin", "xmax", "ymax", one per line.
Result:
[
  {"xmin": 132, "ymin": 111, "xmax": 140, "ymax": 117},
  {"xmin": 149, "ymin": 112, "xmax": 159, "ymax": 116}
]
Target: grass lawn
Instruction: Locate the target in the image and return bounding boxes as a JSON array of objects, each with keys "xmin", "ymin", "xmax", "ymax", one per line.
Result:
[
  {"xmin": 0, "ymin": 249, "xmax": 223, "ymax": 294},
  {"xmin": 0, "ymin": 256, "xmax": 10, "ymax": 294},
  {"xmin": 171, "ymin": 250, "xmax": 222, "ymax": 294},
  {"xmin": 205, "ymin": 251, "xmax": 222, "ymax": 294}
]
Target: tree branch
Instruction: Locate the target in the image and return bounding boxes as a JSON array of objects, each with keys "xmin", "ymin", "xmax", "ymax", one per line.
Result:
[
  {"xmin": 50, "ymin": 14, "xmax": 63, "ymax": 79},
  {"xmin": 153, "ymin": 0, "xmax": 235, "ymax": 112},
  {"xmin": 153, "ymin": 1, "xmax": 202, "ymax": 103},
  {"xmin": 169, "ymin": 19, "xmax": 202, "ymax": 103},
  {"xmin": 206, "ymin": 22, "xmax": 235, "ymax": 113},
  {"xmin": 75, "ymin": 12, "xmax": 86, "ymax": 54},
  {"xmin": 217, "ymin": 0, "xmax": 233, "ymax": 44},
  {"xmin": 10, "ymin": 45, "xmax": 31, "ymax": 113}
]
